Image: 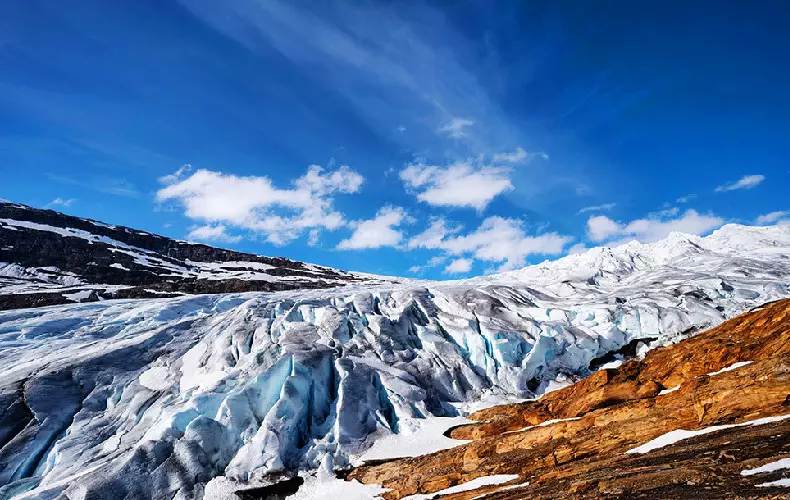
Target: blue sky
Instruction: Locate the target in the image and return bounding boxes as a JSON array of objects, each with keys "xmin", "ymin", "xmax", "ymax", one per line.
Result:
[{"xmin": 2, "ymin": 0, "xmax": 789, "ymax": 278}]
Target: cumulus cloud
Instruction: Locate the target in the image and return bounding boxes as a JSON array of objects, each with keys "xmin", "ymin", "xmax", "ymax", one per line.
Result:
[
  {"xmin": 156, "ymin": 165, "xmax": 363, "ymax": 245},
  {"xmin": 438, "ymin": 118, "xmax": 474, "ymax": 138},
  {"xmin": 715, "ymin": 174, "xmax": 765, "ymax": 192},
  {"xmin": 587, "ymin": 215, "xmax": 623, "ymax": 242},
  {"xmin": 337, "ymin": 206, "xmax": 412, "ymax": 249},
  {"xmin": 577, "ymin": 202, "xmax": 616, "ymax": 215},
  {"xmin": 400, "ymin": 160, "xmax": 513, "ymax": 210},
  {"xmin": 755, "ymin": 211, "xmax": 790, "ymax": 225},
  {"xmin": 587, "ymin": 209, "xmax": 724, "ymax": 244},
  {"xmin": 409, "ymin": 216, "xmax": 572, "ymax": 272},
  {"xmin": 186, "ymin": 224, "xmax": 242, "ymax": 244},
  {"xmin": 445, "ymin": 258, "xmax": 473, "ymax": 274}
]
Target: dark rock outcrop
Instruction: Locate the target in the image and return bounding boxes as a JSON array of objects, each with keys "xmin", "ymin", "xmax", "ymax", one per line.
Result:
[{"xmin": 0, "ymin": 201, "xmax": 372, "ymax": 309}]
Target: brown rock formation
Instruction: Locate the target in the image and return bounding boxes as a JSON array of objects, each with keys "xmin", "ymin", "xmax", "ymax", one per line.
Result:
[{"xmin": 347, "ymin": 299, "xmax": 790, "ymax": 499}]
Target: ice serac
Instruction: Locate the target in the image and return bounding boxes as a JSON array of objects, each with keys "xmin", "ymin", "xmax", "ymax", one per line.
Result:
[{"xmin": 0, "ymin": 224, "xmax": 789, "ymax": 498}]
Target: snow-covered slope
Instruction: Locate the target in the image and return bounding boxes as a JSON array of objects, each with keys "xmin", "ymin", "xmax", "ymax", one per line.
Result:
[{"xmin": 1, "ymin": 224, "xmax": 789, "ymax": 499}]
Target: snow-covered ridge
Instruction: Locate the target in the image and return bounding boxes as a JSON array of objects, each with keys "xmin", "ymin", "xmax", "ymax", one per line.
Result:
[
  {"xmin": 1, "ymin": 221, "xmax": 790, "ymax": 498},
  {"xmin": 0, "ymin": 201, "xmax": 393, "ymax": 308}
]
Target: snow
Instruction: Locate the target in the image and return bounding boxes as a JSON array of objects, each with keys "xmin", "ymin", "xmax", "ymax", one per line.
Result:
[
  {"xmin": 62, "ymin": 289, "xmax": 94, "ymax": 301},
  {"xmin": 402, "ymin": 474, "xmax": 520, "ymax": 500},
  {"xmin": 1, "ymin": 224, "xmax": 790, "ymax": 498},
  {"xmin": 472, "ymin": 481, "xmax": 531, "ymax": 499},
  {"xmin": 355, "ymin": 416, "xmax": 472, "ymax": 463},
  {"xmin": 707, "ymin": 361, "xmax": 753, "ymax": 376},
  {"xmin": 139, "ymin": 366, "xmax": 173, "ymax": 391},
  {"xmin": 757, "ymin": 478, "xmax": 790, "ymax": 488},
  {"xmin": 289, "ymin": 472, "xmax": 389, "ymax": 500},
  {"xmin": 627, "ymin": 414, "xmax": 790, "ymax": 454},
  {"xmin": 741, "ymin": 457, "xmax": 790, "ymax": 476},
  {"xmin": 506, "ymin": 417, "xmax": 582, "ymax": 435},
  {"xmin": 110, "ymin": 262, "xmax": 130, "ymax": 271},
  {"xmin": 658, "ymin": 385, "xmax": 680, "ymax": 395}
]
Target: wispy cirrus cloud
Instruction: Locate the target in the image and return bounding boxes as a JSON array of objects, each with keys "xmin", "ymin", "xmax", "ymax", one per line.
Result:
[
  {"xmin": 491, "ymin": 147, "xmax": 547, "ymax": 164},
  {"xmin": 676, "ymin": 194, "xmax": 696, "ymax": 204},
  {"xmin": 577, "ymin": 202, "xmax": 616, "ymax": 215},
  {"xmin": 438, "ymin": 118, "xmax": 475, "ymax": 139},
  {"xmin": 48, "ymin": 173, "xmax": 139, "ymax": 197},
  {"xmin": 156, "ymin": 164, "xmax": 363, "ymax": 245},
  {"xmin": 176, "ymin": 0, "xmax": 541, "ymax": 163},
  {"xmin": 715, "ymin": 174, "xmax": 765, "ymax": 192},
  {"xmin": 45, "ymin": 197, "xmax": 75, "ymax": 209}
]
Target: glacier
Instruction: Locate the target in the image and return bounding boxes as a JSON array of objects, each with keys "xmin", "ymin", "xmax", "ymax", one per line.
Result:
[{"xmin": 1, "ymin": 224, "xmax": 789, "ymax": 499}]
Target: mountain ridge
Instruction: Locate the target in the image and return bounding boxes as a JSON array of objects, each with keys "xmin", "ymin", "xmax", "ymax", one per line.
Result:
[{"xmin": 0, "ymin": 200, "xmax": 384, "ymax": 310}]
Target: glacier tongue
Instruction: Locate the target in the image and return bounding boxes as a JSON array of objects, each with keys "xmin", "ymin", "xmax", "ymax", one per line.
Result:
[{"xmin": 1, "ymin": 224, "xmax": 790, "ymax": 499}]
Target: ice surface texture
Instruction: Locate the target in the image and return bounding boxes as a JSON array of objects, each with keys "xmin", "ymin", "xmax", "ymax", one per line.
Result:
[{"xmin": 1, "ymin": 224, "xmax": 789, "ymax": 498}]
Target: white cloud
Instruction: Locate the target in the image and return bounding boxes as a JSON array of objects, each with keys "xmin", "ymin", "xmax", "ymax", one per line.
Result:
[
  {"xmin": 45, "ymin": 198, "xmax": 75, "ymax": 208},
  {"xmin": 491, "ymin": 147, "xmax": 546, "ymax": 164},
  {"xmin": 409, "ymin": 216, "xmax": 572, "ymax": 272},
  {"xmin": 158, "ymin": 164, "xmax": 192, "ymax": 185},
  {"xmin": 715, "ymin": 174, "xmax": 765, "ymax": 192},
  {"xmin": 649, "ymin": 206, "xmax": 680, "ymax": 218},
  {"xmin": 400, "ymin": 160, "xmax": 513, "ymax": 210},
  {"xmin": 566, "ymin": 243, "xmax": 588, "ymax": 255},
  {"xmin": 755, "ymin": 211, "xmax": 790, "ymax": 225},
  {"xmin": 577, "ymin": 203, "xmax": 616, "ymax": 215},
  {"xmin": 187, "ymin": 225, "xmax": 242, "ymax": 244},
  {"xmin": 48, "ymin": 174, "xmax": 139, "ymax": 198},
  {"xmin": 307, "ymin": 229, "xmax": 321, "ymax": 247},
  {"xmin": 676, "ymin": 194, "xmax": 696, "ymax": 203},
  {"xmin": 337, "ymin": 206, "xmax": 411, "ymax": 249},
  {"xmin": 445, "ymin": 258, "xmax": 473, "ymax": 274},
  {"xmin": 438, "ymin": 118, "xmax": 474, "ymax": 138},
  {"xmin": 408, "ymin": 255, "xmax": 447, "ymax": 274},
  {"xmin": 156, "ymin": 165, "xmax": 363, "ymax": 245},
  {"xmin": 587, "ymin": 215, "xmax": 623, "ymax": 242},
  {"xmin": 587, "ymin": 209, "xmax": 724, "ymax": 244},
  {"xmin": 407, "ymin": 219, "xmax": 460, "ymax": 249}
]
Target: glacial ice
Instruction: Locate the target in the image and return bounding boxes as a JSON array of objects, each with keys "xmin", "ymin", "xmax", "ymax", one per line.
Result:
[{"xmin": 0, "ymin": 224, "xmax": 789, "ymax": 498}]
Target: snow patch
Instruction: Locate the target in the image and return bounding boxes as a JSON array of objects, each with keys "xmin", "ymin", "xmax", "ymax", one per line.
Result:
[
  {"xmin": 402, "ymin": 474, "xmax": 520, "ymax": 500},
  {"xmin": 707, "ymin": 361, "xmax": 753, "ymax": 376},
  {"xmin": 627, "ymin": 414, "xmax": 790, "ymax": 454},
  {"xmin": 658, "ymin": 385, "xmax": 680, "ymax": 395},
  {"xmin": 741, "ymin": 457, "xmax": 790, "ymax": 476},
  {"xmin": 757, "ymin": 478, "xmax": 790, "ymax": 488},
  {"xmin": 356, "ymin": 416, "xmax": 472, "ymax": 464}
]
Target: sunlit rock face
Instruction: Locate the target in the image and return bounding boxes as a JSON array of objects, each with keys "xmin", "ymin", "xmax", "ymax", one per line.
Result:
[{"xmin": 0, "ymin": 223, "xmax": 789, "ymax": 498}]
